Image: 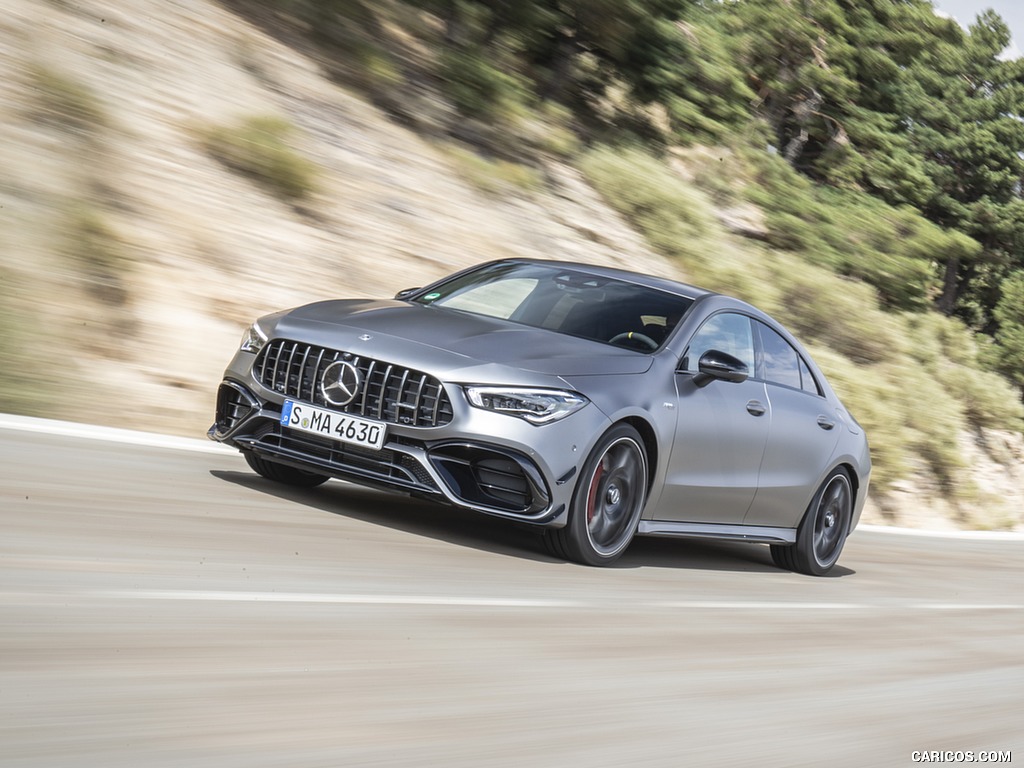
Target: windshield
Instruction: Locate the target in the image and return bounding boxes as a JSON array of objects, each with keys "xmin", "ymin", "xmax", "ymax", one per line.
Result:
[{"xmin": 409, "ymin": 262, "xmax": 695, "ymax": 351}]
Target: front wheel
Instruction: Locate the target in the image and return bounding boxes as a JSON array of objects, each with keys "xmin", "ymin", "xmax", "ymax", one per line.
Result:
[
  {"xmin": 545, "ymin": 424, "xmax": 648, "ymax": 566},
  {"xmin": 243, "ymin": 450, "xmax": 330, "ymax": 488},
  {"xmin": 770, "ymin": 467, "xmax": 852, "ymax": 576}
]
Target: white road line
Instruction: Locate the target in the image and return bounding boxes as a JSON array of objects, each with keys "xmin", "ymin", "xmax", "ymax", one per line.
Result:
[
  {"xmin": 2, "ymin": 413, "xmax": 1022, "ymax": 541},
  {"xmin": 857, "ymin": 524, "xmax": 1024, "ymax": 541},
  {"xmin": 916, "ymin": 603, "xmax": 1024, "ymax": 611},
  {"xmin": 0, "ymin": 413, "xmax": 235, "ymax": 456},
  {"xmin": 69, "ymin": 590, "xmax": 1021, "ymax": 612},
  {"xmin": 95, "ymin": 590, "xmax": 585, "ymax": 608},
  {"xmin": 653, "ymin": 601, "xmax": 870, "ymax": 610}
]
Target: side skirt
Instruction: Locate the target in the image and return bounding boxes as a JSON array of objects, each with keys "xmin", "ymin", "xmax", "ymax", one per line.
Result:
[{"xmin": 637, "ymin": 520, "xmax": 797, "ymax": 545}]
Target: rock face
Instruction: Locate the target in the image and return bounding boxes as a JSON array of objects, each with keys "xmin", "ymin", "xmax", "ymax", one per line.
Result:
[
  {"xmin": 1, "ymin": 0, "xmax": 1021, "ymax": 530},
  {"xmin": 1, "ymin": 0, "xmax": 676, "ymax": 439},
  {"xmin": 860, "ymin": 429, "xmax": 1024, "ymax": 531}
]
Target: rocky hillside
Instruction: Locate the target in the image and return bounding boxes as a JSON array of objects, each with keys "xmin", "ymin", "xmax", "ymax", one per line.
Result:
[{"xmin": 1, "ymin": 0, "xmax": 1021, "ymax": 530}]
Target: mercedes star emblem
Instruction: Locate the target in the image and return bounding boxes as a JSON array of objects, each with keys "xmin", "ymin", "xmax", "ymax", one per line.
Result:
[{"xmin": 321, "ymin": 360, "xmax": 363, "ymax": 406}]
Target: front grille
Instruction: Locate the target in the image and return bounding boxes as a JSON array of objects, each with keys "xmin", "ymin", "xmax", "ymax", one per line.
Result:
[{"xmin": 254, "ymin": 339, "xmax": 453, "ymax": 427}]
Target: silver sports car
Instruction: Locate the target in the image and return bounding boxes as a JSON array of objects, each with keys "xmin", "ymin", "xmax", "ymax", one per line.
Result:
[{"xmin": 210, "ymin": 259, "xmax": 870, "ymax": 575}]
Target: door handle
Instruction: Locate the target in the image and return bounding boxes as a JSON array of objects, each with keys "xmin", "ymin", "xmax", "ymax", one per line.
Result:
[
  {"xmin": 746, "ymin": 400, "xmax": 766, "ymax": 417},
  {"xmin": 816, "ymin": 415, "xmax": 836, "ymax": 430}
]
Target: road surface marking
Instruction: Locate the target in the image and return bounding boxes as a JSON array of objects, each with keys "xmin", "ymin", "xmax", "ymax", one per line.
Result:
[{"xmin": 59, "ymin": 590, "xmax": 1021, "ymax": 612}]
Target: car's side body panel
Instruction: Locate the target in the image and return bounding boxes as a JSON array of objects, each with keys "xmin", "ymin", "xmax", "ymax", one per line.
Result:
[{"xmin": 742, "ymin": 382, "xmax": 843, "ymax": 528}]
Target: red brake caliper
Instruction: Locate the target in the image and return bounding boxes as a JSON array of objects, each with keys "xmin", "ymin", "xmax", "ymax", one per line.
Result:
[{"xmin": 587, "ymin": 459, "xmax": 605, "ymax": 524}]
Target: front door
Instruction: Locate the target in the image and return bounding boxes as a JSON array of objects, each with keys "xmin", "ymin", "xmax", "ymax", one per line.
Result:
[{"xmin": 657, "ymin": 312, "xmax": 771, "ymax": 525}]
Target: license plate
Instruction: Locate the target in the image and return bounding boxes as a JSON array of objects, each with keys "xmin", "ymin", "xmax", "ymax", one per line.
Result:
[{"xmin": 280, "ymin": 401, "xmax": 386, "ymax": 451}]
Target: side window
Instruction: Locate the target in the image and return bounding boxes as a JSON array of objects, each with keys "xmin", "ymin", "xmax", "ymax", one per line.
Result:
[
  {"xmin": 758, "ymin": 324, "xmax": 800, "ymax": 388},
  {"xmin": 758, "ymin": 322, "xmax": 803, "ymax": 390},
  {"xmin": 682, "ymin": 313, "xmax": 755, "ymax": 373},
  {"xmin": 798, "ymin": 356, "xmax": 822, "ymax": 396}
]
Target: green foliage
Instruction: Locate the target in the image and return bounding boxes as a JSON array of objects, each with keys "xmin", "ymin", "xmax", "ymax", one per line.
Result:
[
  {"xmin": 744, "ymin": 149, "xmax": 963, "ymax": 311},
  {"xmin": 579, "ymin": 146, "xmax": 713, "ymax": 265},
  {"xmin": 903, "ymin": 312, "xmax": 1024, "ymax": 430},
  {"xmin": 204, "ymin": 116, "xmax": 317, "ymax": 201},
  {"xmin": 766, "ymin": 258, "xmax": 905, "ymax": 365},
  {"xmin": 993, "ymin": 272, "xmax": 1024, "ymax": 396},
  {"xmin": 442, "ymin": 144, "xmax": 542, "ymax": 197},
  {"xmin": 439, "ymin": 48, "xmax": 529, "ymax": 122}
]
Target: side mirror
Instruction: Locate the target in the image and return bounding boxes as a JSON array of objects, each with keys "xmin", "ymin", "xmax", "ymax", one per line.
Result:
[
  {"xmin": 693, "ymin": 349, "xmax": 749, "ymax": 387},
  {"xmin": 394, "ymin": 287, "xmax": 420, "ymax": 300}
]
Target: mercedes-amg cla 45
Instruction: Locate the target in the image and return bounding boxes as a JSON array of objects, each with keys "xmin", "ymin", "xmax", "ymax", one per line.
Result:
[{"xmin": 210, "ymin": 259, "xmax": 870, "ymax": 575}]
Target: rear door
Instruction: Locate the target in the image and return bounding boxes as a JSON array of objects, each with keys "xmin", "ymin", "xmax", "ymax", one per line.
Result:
[{"xmin": 742, "ymin": 321, "xmax": 841, "ymax": 528}]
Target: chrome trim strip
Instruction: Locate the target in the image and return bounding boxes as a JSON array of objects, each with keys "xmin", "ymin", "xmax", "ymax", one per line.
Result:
[{"xmin": 637, "ymin": 520, "xmax": 797, "ymax": 545}]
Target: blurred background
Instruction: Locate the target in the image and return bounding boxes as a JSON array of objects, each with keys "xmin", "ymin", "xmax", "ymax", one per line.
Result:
[{"xmin": 1, "ymin": 0, "xmax": 1022, "ymax": 531}]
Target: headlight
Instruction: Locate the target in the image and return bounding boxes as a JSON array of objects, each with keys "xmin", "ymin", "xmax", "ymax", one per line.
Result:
[
  {"xmin": 239, "ymin": 322, "xmax": 268, "ymax": 353},
  {"xmin": 464, "ymin": 386, "xmax": 588, "ymax": 425}
]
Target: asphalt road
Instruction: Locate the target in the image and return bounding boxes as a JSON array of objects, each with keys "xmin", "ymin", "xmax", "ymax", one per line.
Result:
[{"xmin": 1, "ymin": 418, "xmax": 1021, "ymax": 767}]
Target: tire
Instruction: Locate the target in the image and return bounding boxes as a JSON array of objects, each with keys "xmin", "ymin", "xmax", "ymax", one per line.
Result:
[
  {"xmin": 544, "ymin": 424, "xmax": 648, "ymax": 566},
  {"xmin": 243, "ymin": 450, "xmax": 330, "ymax": 488},
  {"xmin": 770, "ymin": 467, "xmax": 852, "ymax": 576}
]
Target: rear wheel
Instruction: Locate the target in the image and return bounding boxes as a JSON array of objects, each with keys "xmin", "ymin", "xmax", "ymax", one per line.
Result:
[
  {"xmin": 243, "ymin": 450, "xmax": 330, "ymax": 488},
  {"xmin": 545, "ymin": 424, "xmax": 648, "ymax": 566},
  {"xmin": 770, "ymin": 467, "xmax": 852, "ymax": 576}
]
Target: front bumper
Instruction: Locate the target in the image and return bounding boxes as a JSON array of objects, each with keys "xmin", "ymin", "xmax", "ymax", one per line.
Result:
[{"xmin": 210, "ymin": 376, "xmax": 606, "ymax": 527}]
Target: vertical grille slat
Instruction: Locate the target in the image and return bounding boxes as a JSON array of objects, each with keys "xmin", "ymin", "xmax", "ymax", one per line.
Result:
[
  {"xmin": 270, "ymin": 342, "xmax": 286, "ymax": 391},
  {"xmin": 312, "ymin": 348, "xmax": 326, "ymax": 404},
  {"xmin": 377, "ymin": 364, "xmax": 393, "ymax": 422},
  {"xmin": 360, "ymin": 359, "xmax": 377, "ymax": 414},
  {"xmin": 412, "ymin": 374, "xmax": 427, "ymax": 422},
  {"xmin": 296, "ymin": 345, "xmax": 312, "ymax": 402},
  {"xmin": 255, "ymin": 340, "xmax": 451, "ymax": 427}
]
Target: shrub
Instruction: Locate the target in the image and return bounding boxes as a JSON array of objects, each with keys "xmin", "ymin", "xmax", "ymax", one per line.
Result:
[
  {"xmin": 439, "ymin": 48, "xmax": 529, "ymax": 123},
  {"xmin": 204, "ymin": 116, "xmax": 317, "ymax": 201},
  {"xmin": 743, "ymin": 149, "xmax": 945, "ymax": 311},
  {"xmin": 442, "ymin": 144, "xmax": 542, "ymax": 197},
  {"xmin": 579, "ymin": 145, "xmax": 717, "ymax": 275},
  {"xmin": 766, "ymin": 256, "xmax": 905, "ymax": 365}
]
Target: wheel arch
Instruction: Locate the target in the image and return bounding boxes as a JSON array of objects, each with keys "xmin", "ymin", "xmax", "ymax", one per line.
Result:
[
  {"xmin": 837, "ymin": 461, "xmax": 861, "ymax": 533},
  {"xmin": 618, "ymin": 415, "xmax": 658, "ymax": 489}
]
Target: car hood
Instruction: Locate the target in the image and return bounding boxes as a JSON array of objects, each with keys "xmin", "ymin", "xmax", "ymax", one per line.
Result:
[{"xmin": 270, "ymin": 299, "xmax": 654, "ymax": 379}]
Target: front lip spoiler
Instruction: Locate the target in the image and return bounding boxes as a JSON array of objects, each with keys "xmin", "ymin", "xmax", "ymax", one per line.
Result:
[
  {"xmin": 232, "ymin": 434, "xmax": 442, "ymax": 498},
  {"xmin": 235, "ymin": 431, "xmax": 568, "ymax": 526}
]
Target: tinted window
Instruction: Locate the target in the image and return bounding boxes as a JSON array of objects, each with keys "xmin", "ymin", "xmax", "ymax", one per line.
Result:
[
  {"xmin": 758, "ymin": 323, "xmax": 802, "ymax": 390},
  {"xmin": 798, "ymin": 356, "xmax": 821, "ymax": 396},
  {"xmin": 761, "ymin": 321, "xmax": 823, "ymax": 393},
  {"xmin": 683, "ymin": 313, "xmax": 755, "ymax": 372}
]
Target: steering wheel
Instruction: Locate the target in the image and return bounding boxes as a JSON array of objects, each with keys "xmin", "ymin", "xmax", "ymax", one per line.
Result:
[{"xmin": 609, "ymin": 331, "xmax": 658, "ymax": 350}]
